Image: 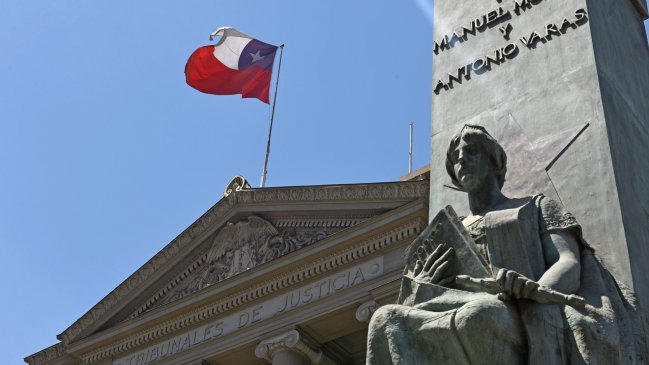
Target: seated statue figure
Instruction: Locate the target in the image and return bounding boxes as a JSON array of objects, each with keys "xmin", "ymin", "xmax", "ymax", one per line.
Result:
[{"xmin": 366, "ymin": 125, "xmax": 648, "ymax": 365}]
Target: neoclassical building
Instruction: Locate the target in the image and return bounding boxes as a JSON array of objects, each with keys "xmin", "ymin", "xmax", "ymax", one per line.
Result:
[{"xmin": 26, "ymin": 176, "xmax": 429, "ymax": 365}]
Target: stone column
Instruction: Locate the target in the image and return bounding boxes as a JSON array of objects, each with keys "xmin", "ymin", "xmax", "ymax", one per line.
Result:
[
  {"xmin": 255, "ymin": 330, "xmax": 325, "ymax": 365},
  {"xmin": 355, "ymin": 300, "xmax": 380, "ymax": 323}
]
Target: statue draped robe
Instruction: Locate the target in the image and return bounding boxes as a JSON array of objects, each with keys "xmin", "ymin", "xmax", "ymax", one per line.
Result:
[{"xmin": 366, "ymin": 196, "xmax": 649, "ymax": 365}]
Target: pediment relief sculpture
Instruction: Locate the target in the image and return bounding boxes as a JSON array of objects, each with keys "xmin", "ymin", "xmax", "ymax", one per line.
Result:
[
  {"xmin": 367, "ymin": 125, "xmax": 649, "ymax": 364},
  {"xmin": 131, "ymin": 215, "xmax": 359, "ymax": 317},
  {"xmin": 163, "ymin": 216, "xmax": 280, "ymax": 303}
]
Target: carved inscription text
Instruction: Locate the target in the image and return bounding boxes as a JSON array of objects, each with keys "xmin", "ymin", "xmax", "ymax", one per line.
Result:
[{"xmin": 434, "ymin": 0, "xmax": 590, "ymax": 94}]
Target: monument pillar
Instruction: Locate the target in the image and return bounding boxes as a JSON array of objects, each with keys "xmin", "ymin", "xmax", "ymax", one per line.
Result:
[
  {"xmin": 429, "ymin": 0, "xmax": 649, "ymax": 304},
  {"xmin": 255, "ymin": 330, "xmax": 329, "ymax": 365}
]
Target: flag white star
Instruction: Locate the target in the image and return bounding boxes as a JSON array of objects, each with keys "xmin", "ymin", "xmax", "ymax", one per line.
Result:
[{"xmin": 250, "ymin": 50, "xmax": 265, "ymax": 63}]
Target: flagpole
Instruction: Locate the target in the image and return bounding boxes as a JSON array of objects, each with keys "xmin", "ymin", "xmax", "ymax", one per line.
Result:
[
  {"xmin": 409, "ymin": 122, "xmax": 413, "ymax": 174},
  {"xmin": 260, "ymin": 44, "xmax": 284, "ymax": 188}
]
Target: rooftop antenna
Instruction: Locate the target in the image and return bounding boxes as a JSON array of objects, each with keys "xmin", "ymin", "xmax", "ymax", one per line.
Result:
[{"xmin": 409, "ymin": 122, "xmax": 414, "ymax": 174}]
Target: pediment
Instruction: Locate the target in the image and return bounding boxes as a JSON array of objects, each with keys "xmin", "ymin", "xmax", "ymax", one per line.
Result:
[
  {"xmin": 55, "ymin": 180, "xmax": 429, "ymax": 348},
  {"xmin": 127, "ymin": 214, "xmax": 369, "ymax": 318}
]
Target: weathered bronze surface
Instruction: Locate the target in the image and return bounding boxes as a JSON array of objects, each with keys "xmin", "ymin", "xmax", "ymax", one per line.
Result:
[{"xmin": 366, "ymin": 126, "xmax": 649, "ymax": 364}]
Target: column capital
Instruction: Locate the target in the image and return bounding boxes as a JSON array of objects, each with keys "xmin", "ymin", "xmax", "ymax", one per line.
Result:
[
  {"xmin": 355, "ymin": 300, "xmax": 380, "ymax": 323},
  {"xmin": 255, "ymin": 330, "xmax": 323, "ymax": 364}
]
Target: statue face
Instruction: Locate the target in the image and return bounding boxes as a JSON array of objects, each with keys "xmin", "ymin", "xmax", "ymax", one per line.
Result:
[{"xmin": 450, "ymin": 138, "xmax": 492, "ymax": 192}]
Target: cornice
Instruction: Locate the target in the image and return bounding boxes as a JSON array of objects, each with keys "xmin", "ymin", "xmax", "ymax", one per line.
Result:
[
  {"xmin": 24, "ymin": 343, "xmax": 67, "ymax": 365},
  {"xmin": 57, "ymin": 181, "xmax": 428, "ymax": 345},
  {"xmin": 77, "ymin": 216, "xmax": 426, "ymax": 364},
  {"xmin": 270, "ymin": 215, "xmax": 371, "ymax": 229}
]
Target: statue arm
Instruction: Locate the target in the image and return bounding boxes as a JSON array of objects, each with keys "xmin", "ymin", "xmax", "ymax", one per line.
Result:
[
  {"xmin": 538, "ymin": 230, "xmax": 581, "ymax": 295},
  {"xmin": 493, "ymin": 229, "xmax": 581, "ymax": 302}
]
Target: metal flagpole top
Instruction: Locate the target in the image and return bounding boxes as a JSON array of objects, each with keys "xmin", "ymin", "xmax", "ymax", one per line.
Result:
[{"xmin": 260, "ymin": 44, "xmax": 285, "ymax": 188}]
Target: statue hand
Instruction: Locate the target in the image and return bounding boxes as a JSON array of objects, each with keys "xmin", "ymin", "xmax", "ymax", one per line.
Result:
[
  {"xmin": 495, "ymin": 268, "xmax": 539, "ymax": 301},
  {"xmin": 414, "ymin": 244, "xmax": 456, "ymax": 286}
]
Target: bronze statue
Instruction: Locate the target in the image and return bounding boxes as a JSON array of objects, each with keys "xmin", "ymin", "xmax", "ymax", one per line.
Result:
[{"xmin": 366, "ymin": 125, "xmax": 648, "ymax": 364}]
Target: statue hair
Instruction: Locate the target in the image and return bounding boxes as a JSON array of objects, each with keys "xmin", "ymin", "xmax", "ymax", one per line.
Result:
[{"xmin": 445, "ymin": 125, "xmax": 507, "ymax": 190}]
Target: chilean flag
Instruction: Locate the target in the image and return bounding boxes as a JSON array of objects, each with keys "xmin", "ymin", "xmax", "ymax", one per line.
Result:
[{"xmin": 185, "ymin": 27, "xmax": 278, "ymax": 103}]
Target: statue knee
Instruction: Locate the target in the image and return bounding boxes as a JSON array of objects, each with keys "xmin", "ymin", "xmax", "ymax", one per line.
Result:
[
  {"xmin": 454, "ymin": 298, "xmax": 519, "ymax": 334},
  {"xmin": 368, "ymin": 304, "xmax": 408, "ymax": 331}
]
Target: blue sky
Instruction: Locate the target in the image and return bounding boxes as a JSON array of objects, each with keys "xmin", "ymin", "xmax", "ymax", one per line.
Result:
[{"xmin": 0, "ymin": 1, "xmax": 647, "ymax": 364}]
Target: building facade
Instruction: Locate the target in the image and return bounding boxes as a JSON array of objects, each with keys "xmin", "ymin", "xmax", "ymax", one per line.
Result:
[{"xmin": 26, "ymin": 179, "xmax": 429, "ymax": 365}]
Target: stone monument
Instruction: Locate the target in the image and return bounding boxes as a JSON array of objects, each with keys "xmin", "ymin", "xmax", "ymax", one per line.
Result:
[
  {"xmin": 429, "ymin": 0, "xmax": 649, "ymax": 307},
  {"xmin": 365, "ymin": 2, "xmax": 649, "ymax": 362}
]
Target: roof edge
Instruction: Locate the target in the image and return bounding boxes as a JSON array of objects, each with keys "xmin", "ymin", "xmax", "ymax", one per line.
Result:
[{"xmin": 24, "ymin": 343, "xmax": 66, "ymax": 365}]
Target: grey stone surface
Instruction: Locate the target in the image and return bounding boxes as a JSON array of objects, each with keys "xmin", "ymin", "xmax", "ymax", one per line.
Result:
[
  {"xmin": 587, "ymin": 0, "xmax": 649, "ymax": 313},
  {"xmin": 429, "ymin": 0, "xmax": 649, "ymax": 305}
]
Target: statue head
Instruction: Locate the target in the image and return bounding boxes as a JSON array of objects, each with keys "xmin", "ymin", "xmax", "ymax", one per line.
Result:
[{"xmin": 445, "ymin": 125, "xmax": 507, "ymax": 191}]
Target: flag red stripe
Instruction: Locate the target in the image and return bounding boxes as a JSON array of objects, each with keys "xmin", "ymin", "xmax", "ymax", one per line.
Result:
[{"xmin": 185, "ymin": 46, "xmax": 273, "ymax": 103}]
